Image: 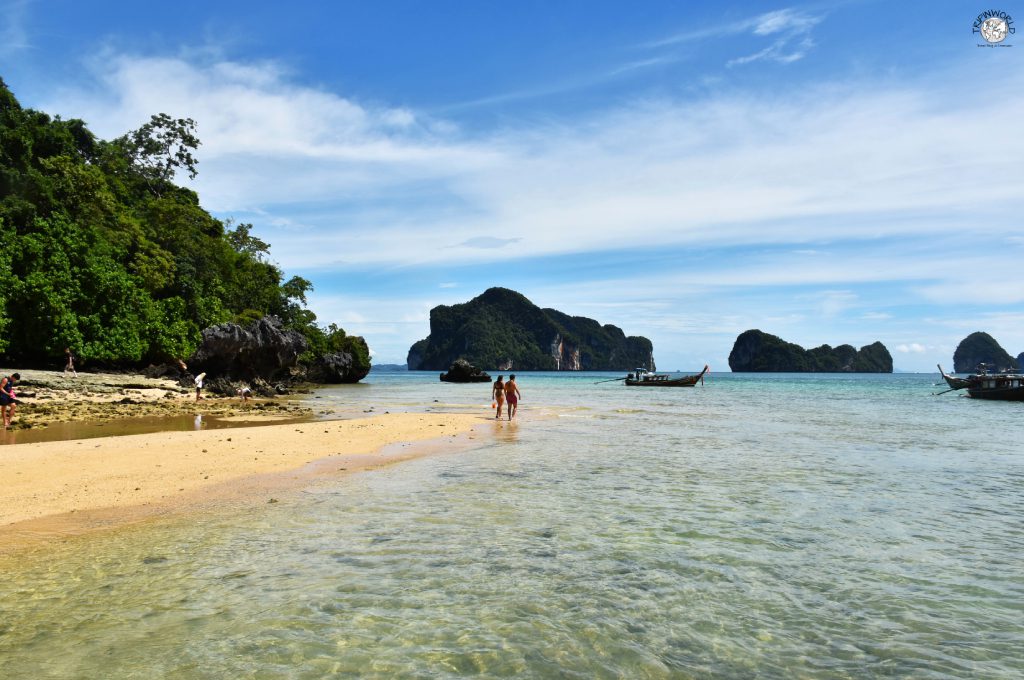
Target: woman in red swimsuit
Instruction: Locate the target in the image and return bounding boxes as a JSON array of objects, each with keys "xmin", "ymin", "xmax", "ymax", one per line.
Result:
[{"xmin": 492, "ymin": 375, "xmax": 505, "ymax": 419}]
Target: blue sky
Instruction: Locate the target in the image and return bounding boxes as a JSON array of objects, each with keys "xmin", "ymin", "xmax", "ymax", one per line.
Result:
[{"xmin": 2, "ymin": 1, "xmax": 1022, "ymax": 371}]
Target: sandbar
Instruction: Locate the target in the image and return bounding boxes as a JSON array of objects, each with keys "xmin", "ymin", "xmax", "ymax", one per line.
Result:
[{"xmin": 0, "ymin": 412, "xmax": 481, "ymax": 548}]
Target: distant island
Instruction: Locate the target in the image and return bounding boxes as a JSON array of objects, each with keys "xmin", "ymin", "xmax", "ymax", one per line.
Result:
[
  {"xmin": 407, "ymin": 287, "xmax": 654, "ymax": 371},
  {"xmin": 371, "ymin": 363, "xmax": 409, "ymax": 372},
  {"xmin": 728, "ymin": 329, "xmax": 892, "ymax": 372},
  {"xmin": 953, "ymin": 332, "xmax": 1020, "ymax": 373}
]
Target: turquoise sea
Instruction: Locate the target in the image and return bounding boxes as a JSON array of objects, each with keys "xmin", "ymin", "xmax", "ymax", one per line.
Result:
[{"xmin": 1, "ymin": 371, "xmax": 1022, "ymax": 678}]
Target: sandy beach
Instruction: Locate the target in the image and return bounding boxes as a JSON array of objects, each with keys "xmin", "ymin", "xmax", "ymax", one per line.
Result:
[
  {"xmin": 0, "ymin": 368, "xmax": 483, "ymax": 551},
  {"xmin": 1, "ymin": 411, "xmax": 481, "ymax": 548}
]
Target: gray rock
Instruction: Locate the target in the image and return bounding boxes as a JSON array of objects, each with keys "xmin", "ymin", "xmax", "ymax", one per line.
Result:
[
  {"xmin": 306, "ymin": 337, "xmax": 372, "ymax": 384},
  {"xmin": 440, "ymin": 358, "xmax": 492, "ymax": 383},
  {"xmin": 190, "ymin": 316, "xmax": 308, "ymax": 382}
]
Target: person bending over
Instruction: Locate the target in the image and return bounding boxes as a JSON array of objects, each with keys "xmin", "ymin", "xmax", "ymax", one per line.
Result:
[{"xmin": 1, "ymin": 373, "xmax": 21, "ymax": 428}]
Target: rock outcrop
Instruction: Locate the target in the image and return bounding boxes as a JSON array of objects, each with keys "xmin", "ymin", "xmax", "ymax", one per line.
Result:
[
  {"xmin": 953, "ymin": 332, "xmax": 1019, "ymax": 373},
  {"xmin": 439, "ymin": 358, "xmax": 492, "ymax": 383},
  {"xmin": 408, "ymin": 287, "xmax": 654, "ymax": 371},
  {"xmin": 189, "ymin": 316, "xmax": 308, "ymax": 382},
  {"xmin": 728, "ymin": 329, "xmax": 892, "ymax": 372},
  {"xmin": 305, "ymin": 336, "xmax": 372, "ymax": 384}
]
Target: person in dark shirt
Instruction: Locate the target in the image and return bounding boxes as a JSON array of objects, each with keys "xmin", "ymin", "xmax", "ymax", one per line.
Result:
[{"xmin": 1, "ymin": 373, "xmax": 21, "ymax": 428}]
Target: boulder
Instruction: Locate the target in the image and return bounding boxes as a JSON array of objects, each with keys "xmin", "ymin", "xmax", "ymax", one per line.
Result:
[
  {"xmin": 440, "ymin": 358, "xmax": 492, "ymax": 383},
  {"xmin": 189, "ymin": 316, "xmax": 308, "ymax": 382},
  {"xmin": 306, "ymin": 337, "xmax": 372, "ymax": 384}
]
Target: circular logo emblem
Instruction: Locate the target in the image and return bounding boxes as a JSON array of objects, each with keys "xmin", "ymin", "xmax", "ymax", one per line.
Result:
[{"xmin": 980, "ymin": 17, "xmax": 1010, "ymax": 42}]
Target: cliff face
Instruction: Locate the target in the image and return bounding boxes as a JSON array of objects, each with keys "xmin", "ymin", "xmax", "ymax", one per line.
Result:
[
  {"xmin": 953, "ymin": 332, "xmax": 1019, "ymax": 373},
  {"xmin": 728, "ymin": 329, "xmax": 892, "ymax": 372},
  {"xmin": 407, "ymin": 287, "xmax": 654, "ymax": 371}
]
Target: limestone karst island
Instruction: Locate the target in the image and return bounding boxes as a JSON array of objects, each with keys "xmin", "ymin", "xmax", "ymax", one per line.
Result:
[{"xmin": 407, "ymin": 287, "xmax": 654, "ymax": 371}]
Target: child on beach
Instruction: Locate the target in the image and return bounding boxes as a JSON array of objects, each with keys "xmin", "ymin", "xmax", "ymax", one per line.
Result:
[
  {"xmin": 1, "ymin": 373, "xmax": 21, "ymax": 428},
  {"xmin": 195, "ymin": 372, "xmax": 206, "ymax": 402}
]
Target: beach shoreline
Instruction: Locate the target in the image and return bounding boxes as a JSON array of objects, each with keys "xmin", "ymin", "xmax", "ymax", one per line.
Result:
[{"xmin": 1, "ymin": 411, "xmax": 483, "ymax": 554}]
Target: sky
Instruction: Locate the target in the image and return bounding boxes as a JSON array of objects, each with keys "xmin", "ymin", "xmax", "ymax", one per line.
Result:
[{"xmin": 2, "ymin": 0, "xmax": 1021, "ymax": 371}]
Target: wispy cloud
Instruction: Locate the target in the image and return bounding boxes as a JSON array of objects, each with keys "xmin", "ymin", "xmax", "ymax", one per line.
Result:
[
  {"xmin": 728, "ymin": 8, "xmax": 822, "ymax": 66},
  {"xmin": 0, "ymin": 0, "xmax": 32, "ymax": 58},
  {"xmin": 645, "ymin": 7, "xmax": 822, "ymax": 66},
  {"xmin": 42, "ymin": 50, "xmax": 1023, "ymax": 275},
  {"xmin": 37, "ymin": 49, "xmax": 1024, "ymax": 369},
  {"xmin": 458, "ymin": 237, "xmax": 521, "ymax": 249}
]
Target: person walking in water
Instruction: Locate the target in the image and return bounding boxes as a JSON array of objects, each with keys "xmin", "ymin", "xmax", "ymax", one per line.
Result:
[
  {"xmin": 64, "ymin": 347, "xmax": 78, "ymax": 377},
  {"xmin": 492, "ymin": 375, "xmax": 506, "ymax": 419},
  {"xmin": 1, "ymin": 373, "xmax": 20, "ymax": 428},
  {"xmin": 504, "ymin": 374, "xmax": 521, "ymax": 421}
]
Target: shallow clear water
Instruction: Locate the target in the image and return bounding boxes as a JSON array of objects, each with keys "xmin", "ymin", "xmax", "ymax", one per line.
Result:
[{"xmin": 2, "ymin": 372, "xmax": 1022, "ymax": 678}]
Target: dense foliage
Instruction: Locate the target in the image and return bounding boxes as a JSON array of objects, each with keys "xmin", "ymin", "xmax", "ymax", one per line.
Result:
[
  {"xmin": 0, "ymin": 78, "xmax": 366, "ymax": 373},
  {"xmin": 728, "ymin": 329, "xmax": 893, "ymax": 372},
  {"xmin": 952, "ymin": 332, "xmax": 1019, "ymax": 373},
  {"xmin": 407, "ymin": 287, "xmax": 654, "ymax": 371}
]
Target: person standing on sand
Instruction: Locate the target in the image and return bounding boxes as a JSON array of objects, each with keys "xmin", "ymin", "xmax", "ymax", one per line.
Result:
[
  {"xmin": 194, "ymin": 372, "xmax": 206, "ymax": 402},
  {"xmin": 64, "ymin": 347, "xmax": 78, "ymax": 377},
  {"xmin": 1, "ymin": 373, "xmax": 20, "ymax": 428},
  {"xmin": 504, "ymin": 374, "xmax": 521, "ymax": 421},
  {"xmin": 492, "ymin": 375, "xmax": 505, "ymax": 419}
]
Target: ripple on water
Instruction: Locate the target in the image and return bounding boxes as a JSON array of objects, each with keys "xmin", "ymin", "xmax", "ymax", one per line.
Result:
[{"xmin": 2, "ymin": 373, "xmax": 1023, "ymax": 678}]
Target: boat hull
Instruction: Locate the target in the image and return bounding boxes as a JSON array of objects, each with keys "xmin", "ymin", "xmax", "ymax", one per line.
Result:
[
  {"xmin": 966, "ymin": 386, "xmax": 1024, "ymax": 401},
  {"xmin": 624, "ymin": 365, "xmax": 709, "ymax": 387},
  {"xmin": 624, "ymin": 378, "xmax": 701, "ymax": 387}
]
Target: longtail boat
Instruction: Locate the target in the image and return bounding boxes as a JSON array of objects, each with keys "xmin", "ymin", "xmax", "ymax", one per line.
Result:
[
  {"xmin": 937, "ymin": 363, "xmax": 1024, "ymax": 401},
  {"xmin": 625, "ymin": 365, "xmax": 710, "ymax": 387}
]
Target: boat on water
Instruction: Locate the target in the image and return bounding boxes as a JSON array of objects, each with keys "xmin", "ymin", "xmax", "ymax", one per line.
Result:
[
  {"xmin": 625, "ymin": 365, "xmax": 710, "ymax": 387},
  {"xmin": 938, "ymin": 363, "xmax": 1024, "ymax": 401}
]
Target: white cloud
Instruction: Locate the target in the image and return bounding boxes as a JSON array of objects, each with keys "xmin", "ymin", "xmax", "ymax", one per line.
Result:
[
  {"xmin": 731, "ymin": 8, "xmax": 822, "ymax": 66},
  {"xmin": 34, "ymin": 49, "xmax": 1024, "ymax": 372},
  {"xmin": 896, "ymin": 343, "xmax": 927, "ymax": 353},
  {"xmin": 41, "ymin": 53, "xmax": 1024, "ymax": 274},
  {"xmin": 753, "ymin": 9, "xmax": 821, "ymax": 36},
  {"xmin": 647, "ymin": 7, "xmax": 822, "ymax": 66}
]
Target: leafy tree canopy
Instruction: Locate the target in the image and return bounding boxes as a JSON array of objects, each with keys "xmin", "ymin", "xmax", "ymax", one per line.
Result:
[{"xmin": 0, "ymin": 77, "xmax": 361, "ymax": 372}]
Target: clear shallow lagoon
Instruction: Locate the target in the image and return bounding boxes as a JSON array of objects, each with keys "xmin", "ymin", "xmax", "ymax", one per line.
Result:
[{"xmin": 2, "ymin": 372, "xmax": 1022, "ymax": 678}]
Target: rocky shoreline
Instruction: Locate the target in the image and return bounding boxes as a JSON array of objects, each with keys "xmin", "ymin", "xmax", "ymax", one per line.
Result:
[{"xmin": 2, "ymin": 368, "xmax": 312, "ymax": 432}]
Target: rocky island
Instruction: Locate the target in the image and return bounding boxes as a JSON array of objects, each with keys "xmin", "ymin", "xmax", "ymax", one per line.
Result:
[
  {"xmin": 728, "ymin": 329, "xmax": 893, "ymax": 372},
  {"xmin": 952, "ymin": 332, "xmax": 1020, "ymax": 373},
  {"xmin": 408, "ymin": 287, "xmax": 654, "ymax": 371}
]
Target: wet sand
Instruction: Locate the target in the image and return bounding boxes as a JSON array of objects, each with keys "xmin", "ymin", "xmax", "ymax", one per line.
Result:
[
  {"xmin": 0, "ymin": 411, "xmax": 482, "ymax": 552},
  {"xmin": 0, "ymin": 368, "xmax": 488, "ymax": 553}
]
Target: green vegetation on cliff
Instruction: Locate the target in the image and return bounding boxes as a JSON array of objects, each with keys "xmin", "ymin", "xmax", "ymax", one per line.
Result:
[
  {"xmin": 952, "ymin": 332, "xmax": 1019, "ymax": 373},
  {"xmin": 728, "ymin": 329, "xmax": 892, "ymax": 372},
  {"xmin": 0, "ymin": 78, "xmax": 366, "ymax": 374},
  {"xmin": 407, "ymin": 287, "xmax": 653, "ymax": 371}
]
